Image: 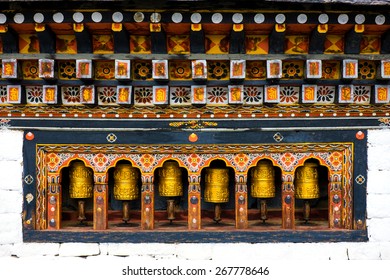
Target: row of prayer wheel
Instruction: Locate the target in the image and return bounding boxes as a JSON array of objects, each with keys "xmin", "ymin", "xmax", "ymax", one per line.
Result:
[{"xmin": 68, "ymin": 160, "xmax": 320, "ymax": 224}]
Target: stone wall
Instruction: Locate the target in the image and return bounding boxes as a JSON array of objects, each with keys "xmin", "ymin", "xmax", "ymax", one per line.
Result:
[{"xmin": 0, "ymin": 128, "xmax": 389, "ymax": 278}]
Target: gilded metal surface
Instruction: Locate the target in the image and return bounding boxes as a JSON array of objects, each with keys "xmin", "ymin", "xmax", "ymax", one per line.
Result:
[
  {"xmin": 113, "ymin": 164, "xmax": 140, "ymax": 200},
  {"xmin": 251, "ymin": 160, "xmax": 275, "ymax": 198},
  {"xmin": 295, "ymin": 162, "xmax": 320, "ymax": 199},
  {"xmin": 158, "ymin": 161, "xmax": 183, "ymax": 197},
  {"xmin": 69, "ymin": 161, "xmax": 93, "ymax": 199},
  {"xmin": 204, "ymin": 168, "xmax": 229, "ymax": 203}
]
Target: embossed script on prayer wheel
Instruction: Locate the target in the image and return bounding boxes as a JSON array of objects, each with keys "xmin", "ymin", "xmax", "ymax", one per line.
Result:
[
  {"xmin": 251, "ymin": 160, "xmax": 275, "ymax": 198},
  {"xmin": 69, "ymin": 161, "xmax": 93, "ymax": 199},
  {"xmin": 204, "ymin": 168, "xmax": 229, "ymax": 203},
  {"xmin": 114, "ymin": 164, "xmax": 139, "ymax": 200},
  {"xmin": 295, "ymin": 162, "xmax": 320, "ymax": 199},
  {"xmin": 158, "ymin": 161, "xmax": 183, "ymax": 197}
]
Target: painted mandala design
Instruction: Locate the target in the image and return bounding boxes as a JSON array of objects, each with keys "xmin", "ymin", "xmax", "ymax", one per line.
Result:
[
  {"xmin": 95, "ymin": 61, "xmax": 115, "ymax": 80},
  {"xmin": 358, "ymin": 61, "xmax": 376, "ymax": 79},
  {"xmin": 246, "ymin": 61, "xmax": 266, "ymax": 79},
  {"xmin": 26, "ymin": 86, "xmax": 43, "ymax": 104},
  {"xmin": 169, "ymin": 60, "xmax": 191, "ymax": 80},
  {"xmin": 282, "ymin": 61, "xmax": 303, "ymax": 79},
  {"xmin": 353, "ymin": 85, "xmax": 371, "ymax": 104},
  {"xmin": 280, "ymin": 86, "xmax": 299, "ymax": 104},
  {"xmin": 322, "ymin": 61, "xmax": 340, "ymax": 79},
  {"xmin": 133, "ymin": 61, "xmax": 153, "ymax": 80},
  {"xmin": 244, "ymin": 86, "xmax": 263, "ymax": 104},
  {"xmin": 22, "ymin": 60, "xmax": 39, "ymax": 80},
  {"xmin": 207, "ymin": 87, "xmax": 228, "ymax": 104},
  {"xmin": 0, "ymin": 86, "xmax": 7, "ymax": 103},
  {"xmin": 134, "ymin": 87, "xmax": 153, "ymax": 106},
  {"xmin": 208, "ymin": 61, "xmax": 229, "ymax": 80},
  {"xmin": 98, "ymin": 87, "xmax": 117, "ymax": 105},
  {"xmin": 59, "ymin": 60, "xmax": 76, "ymax": 80},
  {"xmin": 62, "ymin": 86, "xmax": 80, "ymax": 104},
  {"xmin": 170, "ymin": 87, "xmax": 191, "ymax": 105},
  {"xmin": 317, "ymin": 86, "xmax": 335, "ymax": 103}
]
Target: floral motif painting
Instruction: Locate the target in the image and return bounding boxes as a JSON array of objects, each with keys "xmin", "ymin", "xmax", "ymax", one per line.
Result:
[
  {"xmin": 22, "ymin": 60, "xmax": 39, "ymax": 80},
  {"xmin": 280, "ymin": 86, "xmax": 299, "ymax": 104},
  {"xmin": 134, "ymin": 87, "xmax": 153, "ymax": 106},
  {"xmin": 317, "ymin": 86, "xmax": 335, "ymax": 103},
  {"xmin": 322, "ymin": 60, "xmax": 340, "ymax": 79},
  {"xmin": 353, "ymin": 85, "xmax": 371, "ymax": 104},
  {"xmin": 132, "ymin": 60, "xmax": 152, "ymax": 80},
  {"xmin": 282, "ymin": 61, "xmax": 304, "ymax": 79},
  {"xmin": 246, "ymin": 61, "xmax": 266, "ymax": 80},
  {"xmin": 61, "ymin": 86, "xmax": 80, "ymax": 105},
  {"xmin": 97, "ymin": 87, "xmax": 117, "ymax": 105},
  {"xmin": 208, "ymin": 61, "xmax": 229, "ymax": 80},
  {"xmin": 95, "ymin": 60, "xmax": 115, "ymax": 80},
  {"xmin": 244, "ymin": 86, "xmax": 263, "ymax": 105},
  {"xmin": 358, "ymin": 60, "xmax": 376, "ymax": 79},
  {"xmin": 25, "ymin": 86, "xmax": 43, "ymax": 104},
  {"xmin": 170, "ymin": 87, "xmax": 191, "ymax": 106},
  {"xmin": 207, "ymin": 87, "xmax": 228, "ymax": 105},
  {"xmin": 169, "ymin": 60, "xmax": 191, "ymax": 80},
  {"xmin": 58, "ymin": 60, "xmax": 76, "ymax": 80}
]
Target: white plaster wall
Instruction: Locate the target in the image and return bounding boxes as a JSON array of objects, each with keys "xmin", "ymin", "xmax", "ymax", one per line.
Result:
[{"xmin": 1, "ymin": 128, "xmax": 390, "ymax": 278}]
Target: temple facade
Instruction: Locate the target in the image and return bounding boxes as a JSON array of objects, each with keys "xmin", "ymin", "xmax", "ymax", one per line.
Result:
[{"xmin": 0, "ymin": 0, "xmax": 390, "ymax": 264}]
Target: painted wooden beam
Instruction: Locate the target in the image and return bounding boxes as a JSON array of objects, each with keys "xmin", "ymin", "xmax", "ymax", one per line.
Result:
[
  {"xmin": 190, "ymin": 28, "xmax": 205, "ymax": 54},
  {"xmin": 381, "ymin": 30, "xmax": 390, "ymax": 54},
  {"xmin": 269, "ymin": 25, "xmax": 285, "ymax": 54},
  {"xmin": 229, "ymin": 29, "xmax": 246, "ymax": 54},
  {"xmin": 74, "ymin": 25, "xmax": 93, "ymax": 54},
  {"xmin": 0, "ymin": 26, "xmax": 19, "ymax": 53},
  {"xmin": 344, "ymin": 28, "xmax": 363, "ymax": 54},
  {"xmin": 113, "ymin": 29, "xmax": 130, "ymax": 54},
  {"xmin": 151, "ymin": 27, "xmax": 167, "ymax": 54},
  {"xmin": 309, "ymin": 26, "xmax": 326, "ymax": 54},
  {"xmin": 36, "ymin": 25, "xmax": 56, "ymax": 54}
]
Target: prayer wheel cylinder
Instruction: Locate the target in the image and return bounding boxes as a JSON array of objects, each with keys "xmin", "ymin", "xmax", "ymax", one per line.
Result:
[
  {"xmin": 295, "ymin": 162, "xmax": 320, "ymax": 199},
  {"xmin": 158, "ymin": 161, "xmax": 183, "ymax": 197},
  {"xmin": 69, "ymin": 161, "xmax": 93, "ymax": 199},
  {"xmin": 204, "ymin": 168, "xmax": 229, "ymax": 203},
  {"xmin": 251, "ymin": 161, "xmax": 275, "ymax": 198},
  {"xmin": 113, "ymin": 164, "xmax": 139, "ymax": 201}
]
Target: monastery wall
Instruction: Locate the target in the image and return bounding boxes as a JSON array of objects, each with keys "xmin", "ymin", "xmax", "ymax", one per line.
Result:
[{"xmin": 0, "ymin": 128, "xmax": 389, "ymax": 277}]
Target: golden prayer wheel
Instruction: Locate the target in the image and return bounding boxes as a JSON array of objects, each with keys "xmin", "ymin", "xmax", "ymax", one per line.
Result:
[
  {"xmin": 114, "ymin": 164, "xmax": 139, "ymax": 200},
  {"xmin": 295, "ymin": 162, "xmax": 320, "ymax": 200},
  {"xmin": 158, "ymin": 161, "xmax": 183, "ymax": 197},
  {"xmin": 295, "ymin": 162, "xmax": 320, "ymax": 223},
  {"xmin": 251, "ymin": 161, "xmax": 275, "ymax": 198},
  {"xmin": 204, "ymin": 168, "xmax": 229, "ymax": 203},
  {"xmin": 251, "ymin": 160, "xmax": 275, "ymax": 223},
  {"xmin": 204, "ymin": 167, "xmax": 230, "ymax": 223},
  {"xmin": 69, "ymin": 161, "xmax": 93, "ymax": 224},
  {"xmin": 69, "ymin": 161, "xmax": 93, "ymax": 199},
  {"xmin": 113, "ymin": 163, "xmax": 140, "ymax": 224},
  {"xmin": 158, "ymin": 161, "xmax": 183, "ymax": 223}
]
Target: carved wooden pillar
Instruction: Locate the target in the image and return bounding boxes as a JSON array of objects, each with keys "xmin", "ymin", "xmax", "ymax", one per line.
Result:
[
  {"xmin": 329, "ymin": 171, "xmax": 343, "ymax": 229},
  {"xmin": 47, "ymin": 173, "xmax": 61, "ymax": 230},
  {"xmin": 281, "ymin": 172, "xmax": 295, "ymax": 229},
  {"xmin": 188, "ymin": 175, "xmax": 201, "ymax": 230},
  {"xmin": 93, "ymin": 173, "xmax": 108, "ymax": 230},
  {"xmin": 141, "ymin": 174, "xmax": 154, "ymax": 230},
  {"xmin": 235, "ymin": 174, "xmax": 248, "ymax": 229}
]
